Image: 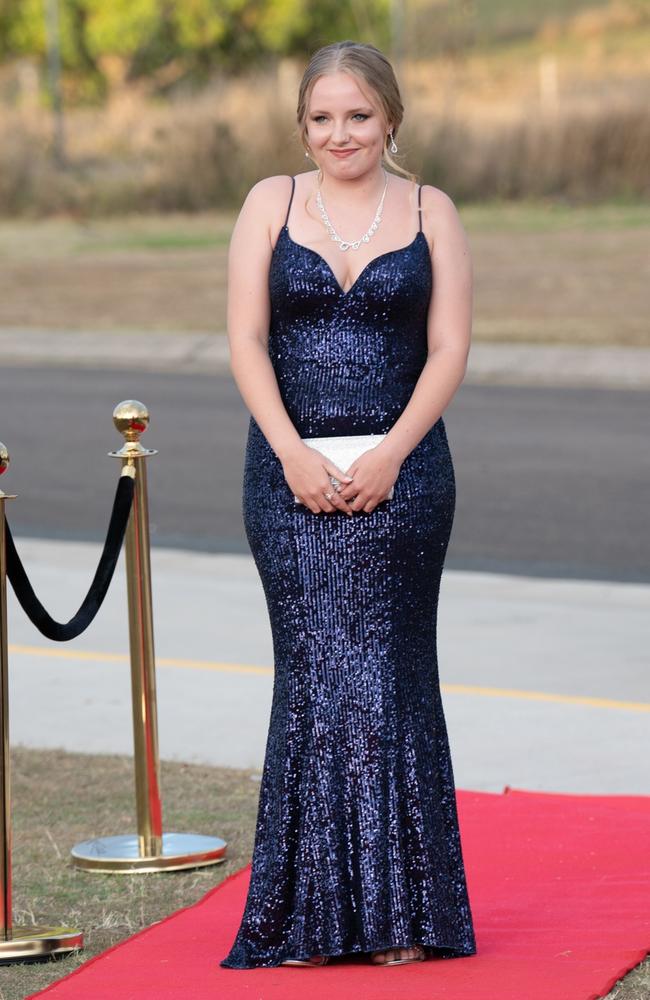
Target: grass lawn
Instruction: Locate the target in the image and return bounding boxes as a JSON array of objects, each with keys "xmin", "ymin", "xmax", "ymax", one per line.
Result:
[
  {"xmin": 2, "ymin": 747, "xmax": 259, "ymax": 998},
  {"xmin": 0, "ymin": 200, "xmax": 647, "ymax": 346},
  {"xmin": 0, "ymin": 746, "xmax": 648, "ymax": 998}
]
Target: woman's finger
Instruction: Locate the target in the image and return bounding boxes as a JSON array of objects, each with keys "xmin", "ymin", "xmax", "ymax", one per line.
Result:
[
  {"xmin": 322, "ymin": 482, "xmax": 354, "ymax": 515},
  {"xmin": 326, "ymin": 462, "xmax": 354, "ymax": 485}
]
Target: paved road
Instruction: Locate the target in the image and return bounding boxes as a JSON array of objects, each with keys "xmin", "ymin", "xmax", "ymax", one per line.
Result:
[{"xmin": 0, "ymin": 366, "xmax": 647, "ymax": 582}]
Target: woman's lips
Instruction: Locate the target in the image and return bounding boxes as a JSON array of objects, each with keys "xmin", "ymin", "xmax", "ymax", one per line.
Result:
[{"xmin": 329, "ymin": 149, "xmax": 358, "ymax": 157}]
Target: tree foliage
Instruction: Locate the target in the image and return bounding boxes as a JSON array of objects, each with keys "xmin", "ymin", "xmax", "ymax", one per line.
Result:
[{"xmin": 0, "ymin": 0, "xmax": 391, "ymax": 100}]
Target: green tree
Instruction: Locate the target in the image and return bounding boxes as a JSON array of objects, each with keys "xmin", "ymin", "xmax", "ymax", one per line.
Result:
[{"xmin": 0, "ymin": 0, "xmax": 392, "ymax": 100}]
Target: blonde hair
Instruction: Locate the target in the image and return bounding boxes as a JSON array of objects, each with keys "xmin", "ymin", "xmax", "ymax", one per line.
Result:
[{"xmin": 295, "ymin": 40, "xmax": 418, "ymax": 186}]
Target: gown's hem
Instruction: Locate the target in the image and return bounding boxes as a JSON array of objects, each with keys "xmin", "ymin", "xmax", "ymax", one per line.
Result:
[{"xmin": 219, "ymin": 936, "xmax": 477, "ymax": 969}]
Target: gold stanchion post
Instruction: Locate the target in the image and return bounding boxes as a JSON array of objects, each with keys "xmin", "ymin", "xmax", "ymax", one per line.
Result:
[
  {"xmin": 71, "ymin": 402, "xmax": 227, "ymax": 873},
  {"xmin": 0, "ymin": 443, "xmax": 83, "ymax": 959}
]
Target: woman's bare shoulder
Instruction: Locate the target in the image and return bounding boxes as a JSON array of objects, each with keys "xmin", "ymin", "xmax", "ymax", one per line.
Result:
[
  {"xmin": 230, "ymin": 175, "xmax": 295, "ymax": 252},
  {"xmin": 241, "ymin": 174, "xmax": 312, "ymax": 239},
  {"xmin": 419, "ymin": 183, "xmax": 468, "ymax": 248},
  {"xmin": 244, "ymin": 171, "xmax": 317, "ymax": 205},
  {"xmin": 419, "ymin": 183, "xmax": 461, "ymax": 220},
  {"xmin": 239, "ymin": 174, "xmax": 292, "ymax": 216},
  {"xmin": 248, "ymin": 174, "xmax": 292, "ymax": 197}
]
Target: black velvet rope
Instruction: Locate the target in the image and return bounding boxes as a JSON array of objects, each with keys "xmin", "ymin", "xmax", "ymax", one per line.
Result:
[{"xmin": 4, "ymin": 473, "xmax": 135, "ymax": 642}]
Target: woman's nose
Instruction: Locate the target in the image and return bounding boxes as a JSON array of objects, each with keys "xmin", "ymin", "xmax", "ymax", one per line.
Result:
[{"xmin": 331, "ymin": 122, "xmax": 350, "ymax": 143}]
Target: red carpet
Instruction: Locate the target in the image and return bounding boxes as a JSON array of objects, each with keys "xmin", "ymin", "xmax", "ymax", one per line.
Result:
[{"xmin": 29, "ymin": 787, "xmax": 650, "ymax": 1000}]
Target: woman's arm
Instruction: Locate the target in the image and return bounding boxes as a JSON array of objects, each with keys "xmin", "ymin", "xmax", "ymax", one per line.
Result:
[
  {"xmin": 372, "ymin": 185, "xmax": 472, "ymax": 465},
  {"xmin": 336, "ymin": 184, "xmax": 472, "ymax": 511},
  {"xmin": 227, "ymin": 175, "xmax": 304, "ymax": 462},
  {"xmin": 341, "ymin": 184, "xmax": 473, "ymax": 490},
  {"xmin": 227, "ymin": 175, "xmax": 356, "ymax": 515}
]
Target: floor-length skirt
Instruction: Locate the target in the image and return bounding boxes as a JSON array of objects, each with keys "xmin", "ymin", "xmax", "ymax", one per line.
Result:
[{"xmin": 220, "ymin": 414, "xmax": 477, "ymax": 968}]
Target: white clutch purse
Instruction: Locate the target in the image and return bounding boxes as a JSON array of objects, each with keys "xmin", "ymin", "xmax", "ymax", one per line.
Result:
[{"xmin": 293, "ymin": 432, "xmax": 394, "ymax": 504}]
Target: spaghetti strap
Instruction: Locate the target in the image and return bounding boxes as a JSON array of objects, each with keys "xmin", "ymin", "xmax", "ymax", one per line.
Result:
[
  {"xmin": 417, "ymin": 184, "xmax": 423, "ymax": 232},
  {"xmin": 284, "ymin": 175, "xmax": 296, "ymax": 228}
]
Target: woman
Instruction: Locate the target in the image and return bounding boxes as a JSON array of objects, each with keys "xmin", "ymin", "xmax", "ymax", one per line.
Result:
[{"xmin": 220, "ymin": 39, "xmax": 476, "ymax": 969}]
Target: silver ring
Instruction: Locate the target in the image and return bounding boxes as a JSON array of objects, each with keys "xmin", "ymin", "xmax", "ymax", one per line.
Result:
[{"xmin": 324, "ymin": 492, "xmax": 333, "ymax": 500}]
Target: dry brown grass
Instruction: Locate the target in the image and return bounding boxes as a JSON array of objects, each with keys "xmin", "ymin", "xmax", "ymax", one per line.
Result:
[
  {"xmin": 3, "ymin": 99, "xmax": 647, "ymax": 216},
  {"xmin": 1, "ymin": 12, "xmax": 649, "ymax": 218},
  {"xmin": 0, "ymin": 203, "xmax": 647, "ymax": 346},
  {"xmin": 3, "ymin": 746, "xmax": 260, "ymax": 999}
]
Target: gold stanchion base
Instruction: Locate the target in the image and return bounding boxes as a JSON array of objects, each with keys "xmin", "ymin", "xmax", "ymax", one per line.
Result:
[
  {"xmin": 0, "ymin": 926, "xmax": 83, "ymax": 962},
  {"xmin": 70, "ymin": 832, "xmax": 227, "ymax": 873}
]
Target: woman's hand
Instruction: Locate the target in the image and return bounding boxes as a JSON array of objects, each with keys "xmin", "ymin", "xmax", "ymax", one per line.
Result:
[
  {"xmin": 335, "ymin": 440, "xmax": 403, "ymax": 513},
  {"xmin": 281, "ymin": 442, "xmax": 357, "ymax": 515}
]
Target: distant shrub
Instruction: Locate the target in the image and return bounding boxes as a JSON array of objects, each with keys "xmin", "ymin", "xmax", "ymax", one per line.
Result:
[{"xmin": 0, "ymin": 68, "xmax": 648, "ymax": 216}]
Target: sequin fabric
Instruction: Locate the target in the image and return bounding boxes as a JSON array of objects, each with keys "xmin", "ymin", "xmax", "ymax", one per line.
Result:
[{"xmin": 220, "ymin": 175, "xmax": 477, "ymax": 969}]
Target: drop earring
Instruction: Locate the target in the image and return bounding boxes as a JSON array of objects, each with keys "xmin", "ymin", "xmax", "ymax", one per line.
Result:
[{"xmin": 388, "ymin": 130, "xmax": 398, "ymax": 153}]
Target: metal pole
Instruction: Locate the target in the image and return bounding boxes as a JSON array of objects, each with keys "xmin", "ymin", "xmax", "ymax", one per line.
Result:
[
  {"xmin": 0, "ymin": 446, "xmax": 15, "ymax": 939},
  {"xmin": 71, "ymin": 403, "xmax": 227, "ymax": 873},
  {"xmin": 123, "ymin": 429, "xmax": 163, "ymax": 856},
  {"xmin": 0, "ymin": 444, "xmax": 83, "ymax": 959},
  {"xmin": 43, "ymin": 0, "xmax": 66, "ymax": 166}
]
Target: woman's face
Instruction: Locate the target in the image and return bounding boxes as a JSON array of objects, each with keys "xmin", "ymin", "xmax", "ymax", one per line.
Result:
[{"xmin": 305, "ymin": 71, "xmax": 390, "ymax": 178}]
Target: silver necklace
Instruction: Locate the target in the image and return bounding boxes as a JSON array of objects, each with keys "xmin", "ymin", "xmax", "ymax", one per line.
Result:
[{"xmin": 316, "ymin": 169, "xmax": 389, "ymax": 252}]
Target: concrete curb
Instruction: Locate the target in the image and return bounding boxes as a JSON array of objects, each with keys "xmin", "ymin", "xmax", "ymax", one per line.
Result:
[{"xmin": 1, "ymin": 328, "xmax": 649, "ymax": 389}]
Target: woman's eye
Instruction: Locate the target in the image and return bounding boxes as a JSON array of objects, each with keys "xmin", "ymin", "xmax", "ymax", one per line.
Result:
[{"xmin": 311, "ymin": 113, "xmax": 369, "ymax": 123}]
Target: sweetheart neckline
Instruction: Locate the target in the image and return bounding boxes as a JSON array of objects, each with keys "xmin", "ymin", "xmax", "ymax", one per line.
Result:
[{"xmin": 278, "ymin": 225, "xmax": 428, "ymax": 298}]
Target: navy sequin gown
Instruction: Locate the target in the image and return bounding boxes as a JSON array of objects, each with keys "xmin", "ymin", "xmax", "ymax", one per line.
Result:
[{"xmin": 220, "ymin": 175, "xmax": 476, "ymax": 969}]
